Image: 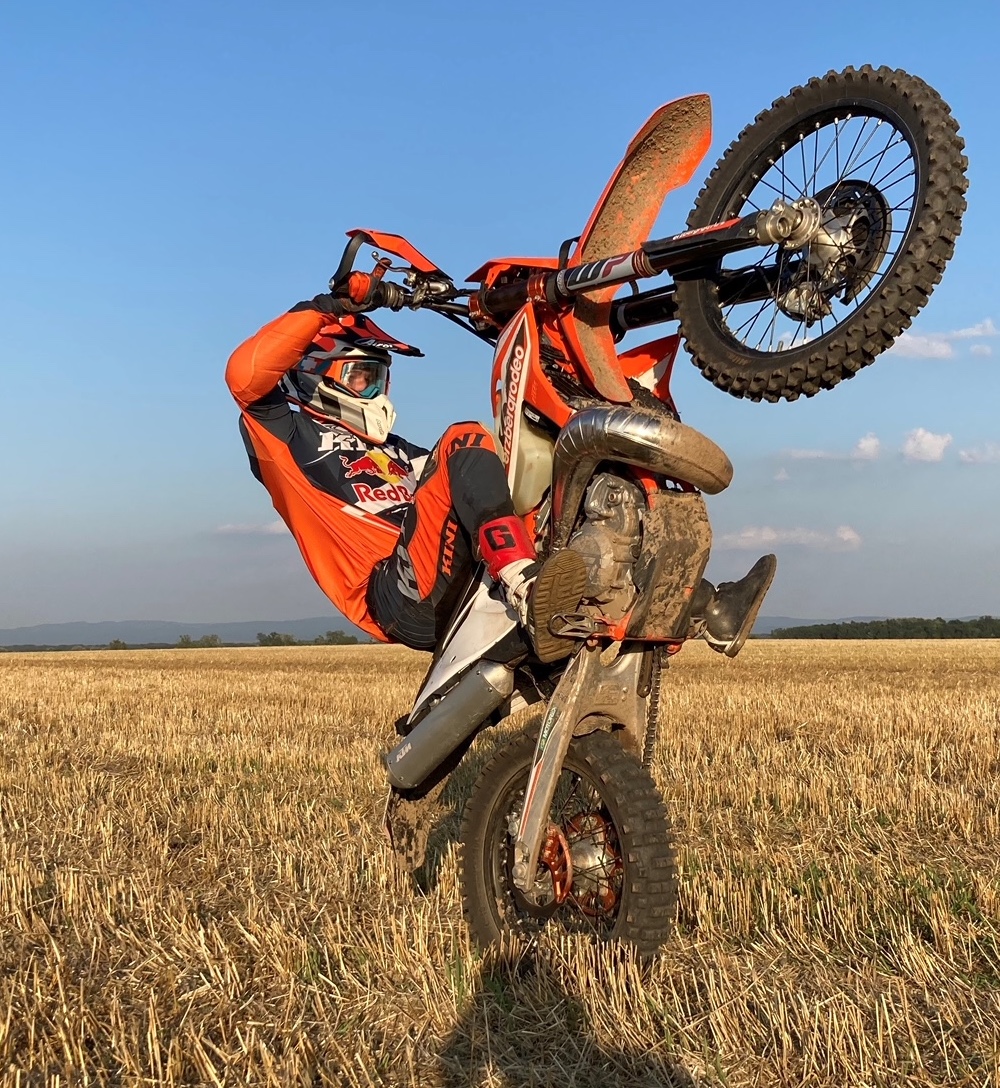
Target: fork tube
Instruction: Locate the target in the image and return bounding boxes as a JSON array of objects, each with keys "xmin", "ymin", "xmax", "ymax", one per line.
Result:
[{"xmin": 511, "ymin": 644, "xmax": 603, "ymax": 894}]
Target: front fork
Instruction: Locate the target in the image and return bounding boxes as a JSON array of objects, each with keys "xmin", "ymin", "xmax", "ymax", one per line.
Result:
[
  {"xmin": 511, "ymin": 644, "xmax": 604, "ymax": 892},
  {"xmin": 511, "ymin": 638, "xmax": 661, "ymax": 894}
]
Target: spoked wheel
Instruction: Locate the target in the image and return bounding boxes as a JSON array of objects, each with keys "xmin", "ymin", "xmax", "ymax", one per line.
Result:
[
  {"xmin": 460, "ymin": 727, "xmax": 677, "ymax": 958},
  {"xmin": 675, "ymin": 66, "xmax": 968, "ymax": 401}
]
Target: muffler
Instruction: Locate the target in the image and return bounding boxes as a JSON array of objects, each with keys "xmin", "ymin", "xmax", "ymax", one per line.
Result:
[
  {"xmin": 550, "ymin": 405, "xmax": 733, "ymax": 549},
  {"xmin": 383, "ymin": 661, "xmax": 514, "ymax": 790}
]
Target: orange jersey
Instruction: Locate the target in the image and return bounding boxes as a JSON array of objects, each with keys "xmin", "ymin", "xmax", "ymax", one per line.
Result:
[{"xmin": 225, "ymin": 310, "xmax": 429, "ymax": 640}]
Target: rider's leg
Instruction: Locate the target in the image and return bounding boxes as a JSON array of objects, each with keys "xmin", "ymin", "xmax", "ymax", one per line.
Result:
[
  {"xmin": 366, "ymin": 422, "xmax": 584, "ymax": 657},
  {"xmin": 689, "ymin": 554, "xmax": 777, "ymax": 657}
]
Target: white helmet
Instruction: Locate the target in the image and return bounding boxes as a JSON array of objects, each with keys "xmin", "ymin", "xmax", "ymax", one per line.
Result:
[{"xmin": 280, "ymin": 314, "xmax": 422, "ymax": 444}]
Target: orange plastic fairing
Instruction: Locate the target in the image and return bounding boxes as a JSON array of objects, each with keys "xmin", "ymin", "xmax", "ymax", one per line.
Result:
[
  {"xmin": 617, "ymin": 334, "xmax": 681, "ymax": 410},
  {"xmin": 574, "ymin": 95, "xmax": 712, "ymax": 265},
  {"xmin": 466, "ymin": 256, "xmax": 560, "ymax": 286},
  {"xmin": 346, "ymin": 229, "xmax": 441, "ymax": 274}
]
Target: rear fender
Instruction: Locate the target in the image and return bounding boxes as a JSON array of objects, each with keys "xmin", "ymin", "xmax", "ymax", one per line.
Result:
[
  {"xmin": 408, "ymin": 574, "xmax": 517, "ymax": 721},
  {"xmin": 574, "ymin": 94, "xmax": 713, "ymax": 265}
]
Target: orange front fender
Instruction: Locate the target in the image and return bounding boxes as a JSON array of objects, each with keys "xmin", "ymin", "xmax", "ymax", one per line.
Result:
[{"xmin": 567, "ymin": 95, "xmax": 713, "ymax": 404}]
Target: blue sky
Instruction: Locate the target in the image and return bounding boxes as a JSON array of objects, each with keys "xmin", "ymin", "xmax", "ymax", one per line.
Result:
[{"xmin": 1, "ymin": 0, "xmax": 996, "ymax": 627}]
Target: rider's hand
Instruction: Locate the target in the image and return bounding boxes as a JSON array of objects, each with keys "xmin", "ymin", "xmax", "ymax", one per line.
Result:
[
  {"xmin": 343, "ymin": 273, "xmax": 406, "ymax": 311},
  {"xmin": 344, "ymin": 272, "xmax": 377, "ymax": 306},
  {"xmin": 289, "ymin": 274, "xmax": 404, "ymax": 315},
  {"xmin": 289, "ymin": 293, "xmax": 350, "ymax": 315}
]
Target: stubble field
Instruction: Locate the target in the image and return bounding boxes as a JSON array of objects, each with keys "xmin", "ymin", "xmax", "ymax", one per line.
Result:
[{"xmin": 0, "ymin": 641, "xmax": 997, "ymax": 1087}]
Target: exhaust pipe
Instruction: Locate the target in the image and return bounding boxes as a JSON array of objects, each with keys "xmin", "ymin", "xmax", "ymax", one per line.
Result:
[
  {"xmin": 384, "ymin": 661, "xmax": 514, "ymax": 790},
  {"xmin": 551, "ymin": 405, "xmax": 733, "ymax": 549}
]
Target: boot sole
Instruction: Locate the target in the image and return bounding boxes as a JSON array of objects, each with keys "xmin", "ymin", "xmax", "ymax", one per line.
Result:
[
  {"xmin": 530, "ymin": 550, "xmax": 589, "ymax": 663},
  {"xmin": 724, "ymin": 554, "xmax": 777, "ymax": 658}
]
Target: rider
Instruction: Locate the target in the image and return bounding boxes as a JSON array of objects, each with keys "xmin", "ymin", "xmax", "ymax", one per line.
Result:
[{"xmin": 225, "ymin": 272, "xmax": 775, "ymax": 660}]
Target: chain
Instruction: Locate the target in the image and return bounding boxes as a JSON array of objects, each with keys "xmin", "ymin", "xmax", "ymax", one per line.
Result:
[{"xmin": 642, "ymin": 647, "xmax": 664, "ymax": 768}]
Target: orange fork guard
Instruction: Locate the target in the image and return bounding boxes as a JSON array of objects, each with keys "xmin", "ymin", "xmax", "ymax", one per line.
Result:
[{"xmin": 563, "ymin": 94, "xmax": 713, "ymax": 404}]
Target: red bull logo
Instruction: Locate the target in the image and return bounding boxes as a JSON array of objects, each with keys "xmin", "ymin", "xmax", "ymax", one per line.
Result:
[
  {"xmin": 340, "ymin": 449, "xmax": 411, "ymax": 484},
  {"xmin": 352, "ymin": 481, "xmax": 413, "ymax": 504},
  {"xmin": 340, "ymin": 453, "xmax": 382, "ymax": 479}
]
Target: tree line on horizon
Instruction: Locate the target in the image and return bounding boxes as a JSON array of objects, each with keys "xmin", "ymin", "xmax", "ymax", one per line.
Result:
[
  {"xmin": 166, "ymin": 630, "xmax": 364, "ymax": 648},
  {"xmin": 770, "ymin": 616, "xmax": 1000, "ymax": 639}
]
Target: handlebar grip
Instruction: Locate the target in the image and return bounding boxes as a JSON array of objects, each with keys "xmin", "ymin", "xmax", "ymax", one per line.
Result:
[
  {"xmin": 479, "ymin": 279, "xmax": 530, "ymax": 320},
  {"xmin": 377, "ymin": 281, "xmax": 408, "ymax": 311}
]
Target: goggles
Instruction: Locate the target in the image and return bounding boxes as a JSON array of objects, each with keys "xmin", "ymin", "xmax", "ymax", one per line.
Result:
[{"xmin": 299, "ymin": 354, "xmax": 390, "ymax": 400}]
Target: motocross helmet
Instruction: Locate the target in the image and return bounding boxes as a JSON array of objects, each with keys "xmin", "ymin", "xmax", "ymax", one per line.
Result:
[{"xmin": 280, "ymin": 314, "xmax": 423, "ymax": 445}]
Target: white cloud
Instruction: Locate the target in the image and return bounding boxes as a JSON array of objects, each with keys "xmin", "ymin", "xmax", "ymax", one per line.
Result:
[
  {"xmin": 902, "ymin": 428, "xmax": 953, "ymax": 463},
  {"xmin": 853, "ymin": 433, "xmax": 881, "ymax": 460},
  {"xmin": 785, "ymin": 432, "xmax": 881, "ymax": 461},
  {"xmin": 892, "ymin": 332, "xmax": 955, "ymax": 359},
  {"xmin": 214, "ymin": 521, "xmax": 286, "ymax": 536},
  {"xmin": 786, "ymin": 448, "xmax": 831, "ymax": 460},
  {"xmin": 717, "ymin": 525, "xmax": 862, "ymax": 551},
  {"xmin": 950, "ymin": 318, "xmax": 997, "ymax": 339},
  {"xmin": 889, "ymin": 317, "xmax": 996, "ymax": 360},
  {"xmin": 958, "ymin": 442, "xmax": 1000, "ymax": 465},
  {"xmin": 834, "ymin": 525, "xmax": 863, "ymax": 549},
  {"xmin": 774, "ymin": 468, "xmax": 790, "ymax": 482}
]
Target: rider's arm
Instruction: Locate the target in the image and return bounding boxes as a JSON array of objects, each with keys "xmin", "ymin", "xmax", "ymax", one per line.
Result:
[
  {"xmin": 225, "ymin": 309, "xmax": 330, "ymax": 411},
  {"xmin": 226, "ymin": 278, "xmax": 382, "ymax": 410}
]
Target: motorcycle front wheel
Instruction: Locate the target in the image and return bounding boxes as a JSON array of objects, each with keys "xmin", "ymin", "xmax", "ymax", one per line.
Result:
[
  {"xmin": 459, "ymin": 726, "xmax": 677, "ymax": 958},
  {"xmin": 674, "ymin": 65, "xmax": 968, "ymax": 402}
]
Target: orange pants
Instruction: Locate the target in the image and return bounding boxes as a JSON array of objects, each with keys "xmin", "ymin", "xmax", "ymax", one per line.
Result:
[{"xmin": 366, "ymin": 422, "xmax": 515, "ymax": 649}]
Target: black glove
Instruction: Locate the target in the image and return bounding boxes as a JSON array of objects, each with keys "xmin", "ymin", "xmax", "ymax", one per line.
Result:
[
  {"xmin": 288, "ymin": 274, "xmax": 406, "ymax": 315},
  {"xmin": 288, "ymin": 293, "xmax": 352, "ymax": 315}
]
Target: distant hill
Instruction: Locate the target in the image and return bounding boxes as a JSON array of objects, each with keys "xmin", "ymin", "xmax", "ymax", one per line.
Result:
[{"xmin": 0, "ymin": 617, "xmax": 370, "ymax": 648}]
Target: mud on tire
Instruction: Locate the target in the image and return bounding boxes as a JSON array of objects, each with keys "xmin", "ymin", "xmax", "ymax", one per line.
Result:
[
  {"xmin": 459, "ymin": 726, "xmax": 677, "ymax": 959},
  {"xmin": 674, "ymin": 65, "xmax": 968, "ymax": 402}
]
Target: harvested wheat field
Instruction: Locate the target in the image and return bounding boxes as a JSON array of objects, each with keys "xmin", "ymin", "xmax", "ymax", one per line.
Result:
[{"xmin": 0, "ymin": 640, "xmax": 997, "ymax": 1086}]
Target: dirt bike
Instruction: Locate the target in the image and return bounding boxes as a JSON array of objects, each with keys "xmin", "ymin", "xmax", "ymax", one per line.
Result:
[{"xmin": 333, "ymin": 66, "xmax": 967, "ymax": 956}]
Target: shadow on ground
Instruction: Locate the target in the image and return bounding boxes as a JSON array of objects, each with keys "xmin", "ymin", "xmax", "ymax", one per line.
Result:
[{"xmin": 435, "ymin": 943, "xmax": 697, "ymax": 1088}]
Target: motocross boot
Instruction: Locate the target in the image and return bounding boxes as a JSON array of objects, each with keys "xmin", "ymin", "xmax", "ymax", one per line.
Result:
[
  {"xmin": 501, "ymin": 550, "xmax": 589, "ymax": 663},
  {"xmin": 479, "ymin": 516, "xmax": 588, "ymax": 664},
  {"xmin": 693, "ymin": 554, "xmax": 777, "ymax": 658}
]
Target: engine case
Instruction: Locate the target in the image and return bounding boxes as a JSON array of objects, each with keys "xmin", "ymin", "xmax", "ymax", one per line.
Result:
[{"xmin": 567, "ymin": 473, "xmax": 643, "ymax": 622}]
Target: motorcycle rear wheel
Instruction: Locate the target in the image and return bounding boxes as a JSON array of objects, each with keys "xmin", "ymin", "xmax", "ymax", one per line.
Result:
[
  {"xmin": 459, "ymin": 726, "xmax": 677, "ymax": 958},
  {"xmin": 674, "ymin": 65, "xmax": 967, "ymax": 401}
]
